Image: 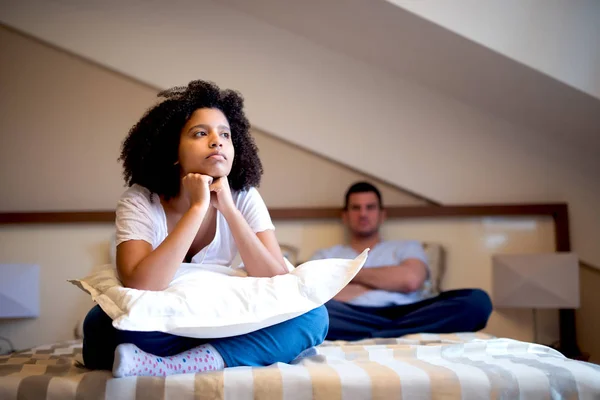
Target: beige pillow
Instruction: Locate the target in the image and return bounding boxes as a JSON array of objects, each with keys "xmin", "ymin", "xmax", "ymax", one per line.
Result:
[{"xmin": 422, "ymin": 242, "xmax": 446, "ymax": 296}]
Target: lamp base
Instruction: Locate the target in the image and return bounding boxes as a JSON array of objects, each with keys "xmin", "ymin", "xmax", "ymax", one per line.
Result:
[
  {"xmin": 550, "ymin": 343, "xmax": 588, "ymax": 361},
  {"xmin": 0, "ymin": 336, "xmax": 14, "ymax": 355},
  {"xmin": 558, "ymin": 309, "xmax": 582, "ymax": 360}
]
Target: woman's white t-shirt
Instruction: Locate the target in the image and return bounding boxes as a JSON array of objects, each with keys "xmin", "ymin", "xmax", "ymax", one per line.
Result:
[{"xmin": 115, "ymin": 184, "xmax": 275, "ymax": 266}]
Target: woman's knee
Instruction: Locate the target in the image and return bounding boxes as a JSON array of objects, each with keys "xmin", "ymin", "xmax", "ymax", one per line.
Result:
[
  {"xmin": 299, "ymin": 305, "xmax": 329, "ymax": 345},
  {"xmin": 83, "ymin": 305, "xmax": 113, "ymax": 338},
  {"xmin": 213, "ymin": 305, "xmax": 329, "ymax": 367},
  {"xmin": 275, "ymin": 305, "xmax": 329, "ymax": 348},
  {"xmin": 271, "ymin": 305, "xmax": 329, "ymax": 363}
]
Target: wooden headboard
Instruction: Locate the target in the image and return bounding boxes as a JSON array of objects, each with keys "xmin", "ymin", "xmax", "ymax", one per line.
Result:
[{"xmin": 0, "ymin": 203, "xmax": 577, "ymax": 358}]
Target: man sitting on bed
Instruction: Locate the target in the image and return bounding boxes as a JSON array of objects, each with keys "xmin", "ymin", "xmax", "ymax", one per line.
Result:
[{"xmin": 311, "ymin": 181, "xmax": 493, "ymax": 341}]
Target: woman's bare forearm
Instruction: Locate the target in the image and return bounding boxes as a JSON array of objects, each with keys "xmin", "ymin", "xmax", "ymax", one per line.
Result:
[
  {"xmin": 221, "ymin": 208, "xmax": 287, "ymax": 277},
  {"xmin": 118, "ymin": 204, "xmax": 208, "ymax": 290}
]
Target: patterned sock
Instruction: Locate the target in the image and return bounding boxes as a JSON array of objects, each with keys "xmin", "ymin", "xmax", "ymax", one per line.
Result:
[{"xmin": 112, "ymin": 343, "xmax": 225, "ymax": 378}]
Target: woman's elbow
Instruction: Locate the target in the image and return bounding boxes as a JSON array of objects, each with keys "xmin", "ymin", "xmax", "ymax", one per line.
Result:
[
  {"xmin": 272, "ymin": 266, "xmax": 289, "ymax": 277},
  {"xmin": 124, "ymin": 281, "xmax": 167, "ymax": 291},
  {"xmin": 118, "ymin": 271, "xmax": 167, "ymax": 292},
  {"xmin": 246, "ymin": 262, "xmax": 288, "ymax": 278},
  {"xmin": 274, "ymin": 259, "xmax": 290, "ymax": 276}
]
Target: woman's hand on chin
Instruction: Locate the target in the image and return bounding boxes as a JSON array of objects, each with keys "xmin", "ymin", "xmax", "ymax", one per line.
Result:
[
  {"xmin": 182, "ymin": 173, "xmax": 212, "ymax": 210},
  {"xmin": 209, "ymin": 176, "xmax": 235, "ymax": 214}
]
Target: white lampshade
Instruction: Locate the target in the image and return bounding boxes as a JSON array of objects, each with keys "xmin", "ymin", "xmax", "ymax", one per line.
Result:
[
  {"xmin": 0, "ymin": 264, "xmax": 40, "ymax": 318},
  {"xmin": 492, "ymin": 253, "xmax": 579, "ymax": 309}
]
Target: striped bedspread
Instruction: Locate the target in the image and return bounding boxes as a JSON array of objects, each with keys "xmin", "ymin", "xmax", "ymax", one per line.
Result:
[{"xmin": 1, "ymin": 333, "xmax": 599, "ymax": 399}]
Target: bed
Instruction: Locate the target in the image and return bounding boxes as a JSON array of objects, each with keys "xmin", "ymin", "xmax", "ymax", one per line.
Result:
[{"xmin": 2, "ymin": 333, "xmax": 600, "ymax": 399}]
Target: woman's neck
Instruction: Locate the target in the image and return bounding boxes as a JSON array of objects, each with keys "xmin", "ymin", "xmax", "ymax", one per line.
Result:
[{"xmin": 161, "ymin": 193, "xmax": 191, "ymax": 215}]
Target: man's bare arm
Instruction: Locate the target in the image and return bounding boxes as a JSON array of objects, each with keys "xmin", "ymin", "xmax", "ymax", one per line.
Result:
[{"xmin": 351, "ymin": 258, "xmax": 427, "ymax": 293}]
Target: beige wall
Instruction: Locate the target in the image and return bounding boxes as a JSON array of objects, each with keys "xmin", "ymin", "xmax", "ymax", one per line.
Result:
[
  {"xmin": 255, "ymin": 132, "xmax": 425, "ymax": 208},
  {"xmin": 0, "ymin": 225, "xmax": 111, "ymax": 351},
  {"xmin": 0, "ymin": 26, "xmax": 425, "ymax": 212},
  {"xmin": 0, "ymin": 27, "xmax": 157, "ymax": 212},
  {"xmin": 1, "ymin": 1, "xmax": 598, "ymax": 271}
]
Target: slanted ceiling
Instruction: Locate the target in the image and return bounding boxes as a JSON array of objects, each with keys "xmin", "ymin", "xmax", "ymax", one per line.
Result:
[{"xmin": 222, "ymin": 0, "xmax": 600, "ymax": 154}]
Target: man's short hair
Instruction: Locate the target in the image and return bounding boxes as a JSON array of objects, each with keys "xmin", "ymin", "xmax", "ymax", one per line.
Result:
[{"xmin": 343, "ymin": 182, "xmax": 383, "ymax": 210}]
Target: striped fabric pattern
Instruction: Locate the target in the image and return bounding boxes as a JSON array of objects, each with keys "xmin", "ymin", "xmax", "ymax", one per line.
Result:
[{"xmin": 1, "ymin": 333, "xmax": 599, "ymax": 399}]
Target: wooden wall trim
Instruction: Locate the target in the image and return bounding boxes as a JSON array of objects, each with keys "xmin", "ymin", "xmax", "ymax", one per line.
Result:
[
  {"xmin": 0, "ymin": 203, "xmax": 567, "ymax": 225},
  {"xmin": 580, "ymin": 260, "xmax": 600, "ymax": 274},
  {"xmin": 273, "ymin": 203, "xmax": 568, "ymax": 219},
  {"xmin": 0, "ymin": 211, "xmax": 116, "ymax": 224}
]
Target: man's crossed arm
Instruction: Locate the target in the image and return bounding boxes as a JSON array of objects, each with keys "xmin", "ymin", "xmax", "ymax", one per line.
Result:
[
  {"xmin": 351, "ymin": 258, "xmax": 428, "ymax": 293},
  {"xmin": 333, "ymin": 258, "xmax": 427, "ymax": 302}
]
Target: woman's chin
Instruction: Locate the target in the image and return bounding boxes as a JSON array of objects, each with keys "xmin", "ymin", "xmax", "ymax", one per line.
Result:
[
  {"xmin": 207, "ymin": 169, "xmax": 229, "ymax": 179},
  {"xmin": 195, "ymin": 170, "xmax": 230, "ymax": 179}
]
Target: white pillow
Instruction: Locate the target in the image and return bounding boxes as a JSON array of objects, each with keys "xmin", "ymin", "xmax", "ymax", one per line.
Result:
[{"xmin": 69, "ymin": 250, "xmax": 368, "ymax": 338}]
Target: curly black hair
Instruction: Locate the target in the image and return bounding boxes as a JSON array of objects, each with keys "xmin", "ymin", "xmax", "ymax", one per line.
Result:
[{"xmin": 119, "ymin": 80, "xmax": 263, "ymax": 200}]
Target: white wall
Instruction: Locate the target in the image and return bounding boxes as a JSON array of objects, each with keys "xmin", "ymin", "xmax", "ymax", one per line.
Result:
[{"xmin": 392, "ymin": 0, "xmax": 600, "ymax": 99}]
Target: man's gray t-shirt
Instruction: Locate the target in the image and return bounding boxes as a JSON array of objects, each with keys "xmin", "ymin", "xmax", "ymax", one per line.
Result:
[{"xmin": 311, "ymin": 240, "xmax": 431, "ymax": 307}]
